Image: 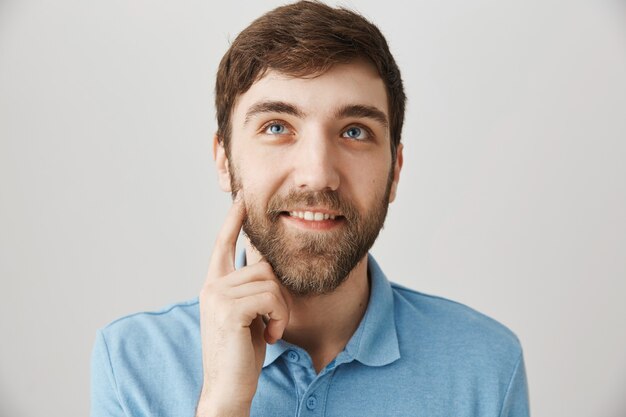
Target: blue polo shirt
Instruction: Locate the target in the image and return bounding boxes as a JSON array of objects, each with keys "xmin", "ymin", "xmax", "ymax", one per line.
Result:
[{"xmin": 91, "ymin": 253, "xmax": 529, "ymax": 417}]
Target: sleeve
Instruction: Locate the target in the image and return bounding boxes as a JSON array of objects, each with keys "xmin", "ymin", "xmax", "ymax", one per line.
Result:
[
  {"xmin": 498, "ymin": 352, "xmax": 530, "ymax": 417},
  {"xmin": 91, "ymin": 329, "xmax": 127, "ymax": 417}
]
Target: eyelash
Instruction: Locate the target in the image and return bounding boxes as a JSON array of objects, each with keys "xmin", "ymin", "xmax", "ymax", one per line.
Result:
[
  {"xmin": 260, "ymin": 120, "xmax": 374, "ymax": 141},
  {"xmin": 342, "ymin": 124, "xmax": 373, "ymax": 141},
  {"xmin": 261, "ymin": 120, "xmax": 293, "ymax": 135}
]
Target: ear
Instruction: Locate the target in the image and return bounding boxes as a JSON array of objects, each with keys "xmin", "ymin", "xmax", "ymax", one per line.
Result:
[
  {"xmin": 213, "ymin": 134, "xmax": 232, "ymax": 192},
  {"xmin": 388, "ymin": 143, "xmax": 403, "ymax": 203}
]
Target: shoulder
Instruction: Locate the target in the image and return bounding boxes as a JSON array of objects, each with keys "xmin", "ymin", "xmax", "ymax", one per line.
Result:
[
  {"xmin": 382, "ymin": 282, "xmax": 528, "ymax": 414},
  {"xmin": 390, "ymin": 282, "xmax": 522, "ymax": 364},
  {"xmin": 98, "ymin": 297, "xmax": 200, "ymax": 351},
  {"xmin": 91, "ymin": 298, "xmax": 204, "ymax": 414}
]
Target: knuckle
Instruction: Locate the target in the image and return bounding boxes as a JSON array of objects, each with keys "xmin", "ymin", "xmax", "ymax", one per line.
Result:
[
  {"xmin": 220, "ymin": 299, "xmax": 243, "ymax": 324},
  {"xmin": 200, "ymin": 287, "xmax": 229, "ymax": 311},
  {"xmin": 200, "ymin": 282, "xmax": 219, "ymax": 299},
  {"xmin": 261, "ymin": 291, "xmax": 277, "ymax": 305},
  {"xmin": 265, "ymin": 280, "xmax": 281, "ymax": 295},
  {"xmin": 268, "ymin": 280, "xmax": 280, "ymax": 294},
  {"xmin": 200, "ymin": 281, "xmax": 212, "ymax": 295},
  {"xmin": 259, "ymin": 262, "xmax": 274, "ymax": 275}
]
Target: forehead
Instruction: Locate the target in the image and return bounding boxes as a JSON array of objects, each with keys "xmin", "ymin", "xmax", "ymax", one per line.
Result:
[{"xmin": 231, "ymin": 60, "xmax": 389, "ymax": 123}]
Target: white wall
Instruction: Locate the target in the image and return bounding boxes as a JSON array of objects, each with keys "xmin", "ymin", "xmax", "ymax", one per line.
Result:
[{"xmin": 1, "ymin": 1, "xmax": 624, "ymax": 416}]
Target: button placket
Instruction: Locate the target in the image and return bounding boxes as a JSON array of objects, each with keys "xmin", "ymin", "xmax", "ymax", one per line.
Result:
[
  {"xmin": 296, "ymin": 367, "xmax": 337, "ymax": 416},
  {"xmin": 283, "ymin": 348, "xmax": 336, "ymax": 416},
  {"xmin": 306, "ymin": 395, "xmax": 317, "ymax": 410},
  {"xmin": 287, "ymin": 350, "xmax": 300, "ymax": 363}
]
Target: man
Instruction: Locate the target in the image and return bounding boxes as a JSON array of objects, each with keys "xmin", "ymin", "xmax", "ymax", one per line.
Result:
[{"xmin": 91, "ymin": 2, "xmax": 529, "ymax": 416}]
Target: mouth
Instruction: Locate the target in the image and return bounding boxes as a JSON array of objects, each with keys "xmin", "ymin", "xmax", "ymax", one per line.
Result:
[
  {"xmin": 287, "ymin": 210, "xmax": 339, "ymax": 221},
  {"xmin": 279, "ymin": 210, "xmax": 345, "ymax": 230}
]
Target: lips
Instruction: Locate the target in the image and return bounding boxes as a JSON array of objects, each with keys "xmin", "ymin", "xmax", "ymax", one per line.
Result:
[
  {"xmin": 280, "ymin": 210, "xmax": 344, "ymax": 231},
  {"xmin": 287, "ymin": 210, "xmax": 337, "ymax": 221}
]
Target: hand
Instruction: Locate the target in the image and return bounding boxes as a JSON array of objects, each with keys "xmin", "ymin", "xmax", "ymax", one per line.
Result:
[{"xmin": 195, "ymin": 193, "xmax": 291, "ymax": 417}]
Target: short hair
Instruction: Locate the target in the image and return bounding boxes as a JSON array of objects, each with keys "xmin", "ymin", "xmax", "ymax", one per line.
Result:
[{"xmin": 214, "ymin": 0, "xmax": 406, "ymax": 161}]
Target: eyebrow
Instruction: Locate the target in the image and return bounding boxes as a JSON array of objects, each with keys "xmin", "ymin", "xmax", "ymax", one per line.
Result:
[
  {"xmin": 244, "ymin": 101, "xmax": 304, "ymax": 126},
  {"xmin": 242, "ymin": 100, "xmax": 389, "ymax": 129},
  {"xmin": 334, "ymin": 104, "xmax": 389, "ymax": 129}
]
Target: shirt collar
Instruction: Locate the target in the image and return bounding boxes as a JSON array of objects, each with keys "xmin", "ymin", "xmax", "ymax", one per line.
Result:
[{"xmin": 234, "ymin": 250, "xmax": 400, "ymax": 368}]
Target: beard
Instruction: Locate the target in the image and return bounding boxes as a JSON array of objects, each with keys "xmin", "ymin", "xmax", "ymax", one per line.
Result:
[{"xmin": 230, "ymin": 168, "xmax": 393, "ymax": 297}]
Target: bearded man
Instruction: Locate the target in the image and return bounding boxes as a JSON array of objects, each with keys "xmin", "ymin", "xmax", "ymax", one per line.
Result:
[{"xmin": 91, "ymin": 2, "xmax": 530, "ymax": 416}]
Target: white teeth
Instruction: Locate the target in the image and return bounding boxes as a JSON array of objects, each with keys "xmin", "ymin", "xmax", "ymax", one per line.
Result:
[{"xmin": 287, "ymin": 211, "xmax": 338, "ymax": 221}]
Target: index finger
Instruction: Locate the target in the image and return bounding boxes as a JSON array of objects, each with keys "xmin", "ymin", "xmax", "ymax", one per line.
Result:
[{"xmin": 207, "ymin": 192, "xmax": 246, "ymax": 277}]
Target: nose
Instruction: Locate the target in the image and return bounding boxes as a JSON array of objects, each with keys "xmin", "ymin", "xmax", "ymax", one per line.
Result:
[{"xmin": 291, "ymin": 130, "xmax": 340, "ymax": 192}]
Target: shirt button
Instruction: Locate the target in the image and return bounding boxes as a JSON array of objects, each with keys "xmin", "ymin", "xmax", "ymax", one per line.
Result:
[
  {"xmin": 306, "ymin": 395, "xmax": 317, "ymax": 410},
  {"xmin": 287, "ymin": 350, "xmax": 300, "ymax": 362}
]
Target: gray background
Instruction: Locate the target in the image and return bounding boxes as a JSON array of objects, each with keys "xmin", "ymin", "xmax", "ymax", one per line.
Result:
[{"xmin": 1, "ymin": 0, "xmax": 625, "ymax": 416}]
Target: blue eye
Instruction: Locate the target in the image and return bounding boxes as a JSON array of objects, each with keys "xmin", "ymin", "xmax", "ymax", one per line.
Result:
[
  {"xmin": 343, "ymin": 126, "xmax": 369, "ymax": 140},
  {"xmin": 265, "ymin": 123, "xmax": 288, "ymax": 135}
]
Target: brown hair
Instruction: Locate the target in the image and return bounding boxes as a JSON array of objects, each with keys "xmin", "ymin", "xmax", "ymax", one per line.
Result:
[{"xmin": 215, "ymin": 0, "xmax": 406, "ymax": 161}]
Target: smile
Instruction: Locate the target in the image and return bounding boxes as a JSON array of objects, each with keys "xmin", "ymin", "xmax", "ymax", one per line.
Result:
[
  {"xmin": 280, "ymin": 210, "xmax": 344, "ymax": 231},
  {"xmin": 288, "ymin": 211, "xmax": 337, "ymax": 221}
]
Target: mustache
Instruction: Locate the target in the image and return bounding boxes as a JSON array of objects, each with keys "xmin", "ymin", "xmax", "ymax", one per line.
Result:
[{"xmin": 266, "ymin": 190, "xmax": 359, "ymax": 221}]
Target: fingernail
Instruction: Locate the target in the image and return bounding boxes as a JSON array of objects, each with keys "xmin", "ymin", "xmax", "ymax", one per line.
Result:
[{"xmin": 234, "ymin": 190, "xmax": 243, "ymax": 203}]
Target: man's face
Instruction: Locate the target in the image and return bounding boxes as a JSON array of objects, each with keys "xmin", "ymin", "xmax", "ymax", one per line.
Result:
[{"xmin": 216, "ymin": 60, "xmax": 402, "ymax": 296}]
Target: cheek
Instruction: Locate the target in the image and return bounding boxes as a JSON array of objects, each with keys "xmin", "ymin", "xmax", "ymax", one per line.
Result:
[
  {"xmin": 345, "ymin": 155, "xmax": 391, "ymax": 191},
  {"xmin": 233, "ymin": 157, "xmax": 284, "ymax": 202}
]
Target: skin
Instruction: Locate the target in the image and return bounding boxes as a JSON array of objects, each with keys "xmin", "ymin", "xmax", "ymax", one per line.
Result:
[{"xmin": 196, "ymin": 59, "xmax": 403, "ymax": 417}]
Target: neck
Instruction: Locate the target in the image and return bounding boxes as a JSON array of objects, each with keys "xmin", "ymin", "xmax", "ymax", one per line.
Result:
[{"xmin": 244, "ymin": 241, "xmax": 371, "ymax": 373}]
